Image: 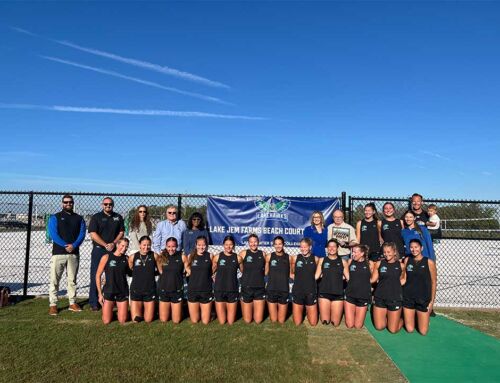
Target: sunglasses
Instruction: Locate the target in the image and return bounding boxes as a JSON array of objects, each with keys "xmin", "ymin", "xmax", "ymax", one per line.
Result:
[
  {"xmin": 167, "ymin": 211, "xmax": 177, "ymax": 215},
  {"xmin": 63, "ymin": 201, "xmax": 74, "ymax": 204},
  {"xmin": 138, "ymin": 210, "xmax": 147, "ymax": 213},
  {"xmin": 192, "ymin": 218, "xmax": 201, "ymax": 221},
  {"xmin": 103, "ymin": 203, "xmax": 114, "ymax": 207}
]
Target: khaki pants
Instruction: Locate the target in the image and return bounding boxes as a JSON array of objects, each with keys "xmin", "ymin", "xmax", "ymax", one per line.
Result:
[{"xmin": 49, "ymin": 254, "xmax": 79, "ymax": 306}]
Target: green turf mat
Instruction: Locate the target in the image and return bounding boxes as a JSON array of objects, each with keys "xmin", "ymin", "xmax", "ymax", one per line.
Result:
[{"xmin": 366, "ymin": 315, "xmax": 500, "ymax": 382}]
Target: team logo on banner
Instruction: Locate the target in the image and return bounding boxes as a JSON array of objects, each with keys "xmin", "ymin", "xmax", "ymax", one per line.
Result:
[{"xmin": 255, "ymin": 198, "xmax": 291, "ymax": 221}]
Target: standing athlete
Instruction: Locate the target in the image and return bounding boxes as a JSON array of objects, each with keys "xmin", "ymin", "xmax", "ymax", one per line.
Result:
[
  {"xmin": 379, "ymin": 202, "xmax": 405, "ymax": 259},
  {"xmin": 356, "ymin": 203, "xmax": 381, "ymax": 261}
]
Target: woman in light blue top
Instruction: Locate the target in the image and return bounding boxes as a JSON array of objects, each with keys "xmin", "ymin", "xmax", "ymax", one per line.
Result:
[{"xmin": 401, "ymin": 210, "xmax": 435, "ymax": 261}]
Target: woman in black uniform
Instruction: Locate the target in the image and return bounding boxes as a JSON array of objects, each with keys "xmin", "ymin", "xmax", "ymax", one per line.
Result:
[
  {"xmin": 96, "ymin": 238, "xmax": 130, "ymax": 324},
  {"xmin": 213, "ymin": 236, "xmax": 243, "ymax": 325},
  {"xmin": 403, "ymin": 239, "xmax": 437, "ymax": 335},
  {"xmin": 356, "ymin": 203, "xmax": 381, "ymax": 261},
  {"xmin": 266, "ymin": 236, "xmax": 291, "ymax": 324},
  {"xmin": 344, "ymin": 244, "xmax": 374, "ymax": 329},
  {"xmin": 291, "ymin": 238, "xmax": 319, "ymax": 326},
  {"xmin": 239, "ymin": 234, "xmax": 269, "ymax": 324},
  {"xmin": 156, "ymin": 237, "xmax": 188, "ymax": 323},
  {"xmin": 128, "ymin": 236, "xmax": 158, "ymax": 323},
  {"xmin": 315, "ymin": 239, "xmax": 349, "ymax": 326},
  {"xmin": 378, "ymin": 202, "xmax": 405, "ymax": 259},
  {"xmin": 186, "ymin": 236, "xmax": 214, "ymax": 324},
  {"xmin": 371, "ymin": 242, "xmax": 406, "ymax": 333}
]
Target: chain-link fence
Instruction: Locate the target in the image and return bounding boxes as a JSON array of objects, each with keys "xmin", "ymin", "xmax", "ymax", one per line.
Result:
[
  {"xmin": 1, "ymin": 191, "xmax": 498, "ymax": 308},
  {"xmin": 349, "ymin": 196, "xmax": 500, "ymax": 308}
]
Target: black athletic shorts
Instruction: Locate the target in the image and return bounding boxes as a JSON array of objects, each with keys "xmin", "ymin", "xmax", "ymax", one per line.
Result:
[
  {"xmin": 403, "ymin": 297, "xmax": 430, "ymax": 312},
  {"xmin": 130, "ymin": 290, "xmax": 156, "ymax": 302},
  {"xmin": 187, "ymin": 291, "xmax": 214, "ymax": 304},
  {"xmin": 214, "ymin": 291, "xmax": 239, "ymax": 303},
  {"xmin": 292, "ymin": 292, "xmax": 317, "ymax": 306},
  {"xmin": 345, "ymin": 295, "xmax": 370, "ymax": 307},
  {"xmin": 368, "ymin": 252, "xmax": 381, "ymax": 262},
  {"xmin": 318, "ymin": 293, "xmax": 344, "ymax": 301},
  {"xmin": 266, "ymin": 290, "xmax": 289, "ymax": 304},
  {"xmin": 159, "ymin": 290, "xmax": 184, "ymax": 303},
  {"xmin": 104, "ymin": 293, "xmax": 128, "ymax": 302},
  {"xmin": 240, "ymin": 286, "xmax": 266, "ymax": 303},
  {"xmin": 374, "ymin": 297, "xmax": 402, "ymax": 311}
]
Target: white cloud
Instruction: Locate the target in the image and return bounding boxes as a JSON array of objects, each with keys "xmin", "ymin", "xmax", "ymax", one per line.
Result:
[
  {"xmin": 0, "ymin": 151, "xmax": 46, "ymax": 163},
  {"xmin": 419, "ymin": 150, "xmax": 452, "ymax": 162}
]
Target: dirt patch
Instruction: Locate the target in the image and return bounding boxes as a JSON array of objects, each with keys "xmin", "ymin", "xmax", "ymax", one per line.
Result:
[{"xmin": 306, "ymin": 324, "xmax": 406, "ymax": 382}]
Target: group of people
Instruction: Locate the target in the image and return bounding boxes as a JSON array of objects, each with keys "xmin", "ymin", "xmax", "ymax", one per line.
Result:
[
  {"xmin": 304, "ymin": 194, "xmax": 440, "ymax": 262},
  {"xmin": 47, "ymin": 193, "xmax": 438, "ymax": 335}
]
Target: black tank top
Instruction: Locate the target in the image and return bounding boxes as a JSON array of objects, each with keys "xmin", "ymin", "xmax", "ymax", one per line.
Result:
[
  {"xmin": 360, "ymin": 219, "xmax": 379, "ymax": 255},
  {"xmin": 241, "ymin": 249, "xmax": 265, "ymax": 288},
  {"xmin": 158, "ymin": 251, "xmax": 184, "ymax": 292},
  {"xmin": 345, "ymin": 259, "xmax": 371, "ymax": 300},
  {"xmin": 374, "ymin": 259, "xmax": 402, "ymax": 301},
  {"xmin": 188, "ymin": 251, "xmax": 212, "ymax": 293},
  {"xmin": 267, "ymin": 252, "xmax": 290, "ymax": 292},
  {"xmin": 214, "ymin": 252, "xmax": 239, "ymax": 293},
  {"xmin": 292, "ymin": 254, "xmax": 317, "ymax": 295},
  {"xmin": 381, "ymin": 219, "xmax": 405, "ymax": 256},
  {"xmin": 318, "ymin": 256, "xmax": 344, "ymax": 295},
  {"xmin": 130, "ymin": 251, "xmax": 156, "ymax": 293},
  {"xmin": 103, "ymin": 253, "xmax": 129, "ymax": 295},
  {"xmin": 404, "ymin": 257, "xmax": 432, "ymax": 301}
]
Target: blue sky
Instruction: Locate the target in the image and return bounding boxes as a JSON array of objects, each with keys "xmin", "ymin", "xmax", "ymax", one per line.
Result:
[{"xmin": 0, "ymin": 1, "xmax": 499, "ymax": 199}]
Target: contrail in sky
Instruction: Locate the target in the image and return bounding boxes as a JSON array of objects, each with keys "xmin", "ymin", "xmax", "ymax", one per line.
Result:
[
  {"xmin": 10, "ymin": 26, "xmax": 230, "ymax": 89},
  {"xmin": 41, "ymin": 56, "xmax": 230, "ymax": 105},
  {"xmin": 0, "ymin": 103, "xmax": 266, "ymax": 120}
]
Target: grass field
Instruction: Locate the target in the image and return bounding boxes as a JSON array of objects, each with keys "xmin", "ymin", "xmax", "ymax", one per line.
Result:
[
  {"xmin": 437, "ymin": 307, "xmax": 500, "ymax": 339},
  {"xmin": 0, "ymin": 298, "xmax": 406, "ymax": 383}
]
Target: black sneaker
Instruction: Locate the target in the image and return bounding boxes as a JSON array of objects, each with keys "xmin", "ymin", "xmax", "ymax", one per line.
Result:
[
  {"xmin": 134, "ymin": 316, "xmax": 144, "ymax": 323},
  {"xmin": 322, "ymin": 320, "xmax": 330, "ymax": 325},
  {"xmin": 430, "ymin": 310, "xmax": 436, "ymax": 317}
]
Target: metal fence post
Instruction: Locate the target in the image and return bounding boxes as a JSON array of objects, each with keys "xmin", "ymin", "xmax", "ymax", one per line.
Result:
[
  {"xmin": 341, "ymin": 191, "xmax": 346, "ymax": 215},
  {"xmin": 348, "ymin": 196, "xmax": 353, "ymax": 226},
  {"xmin": 177, "ymin": 195, "xmax": 182, "ymax": 219},
  {"xmin": 23, "ymin": 191, "xmax": 34, "ymax": 297}
]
